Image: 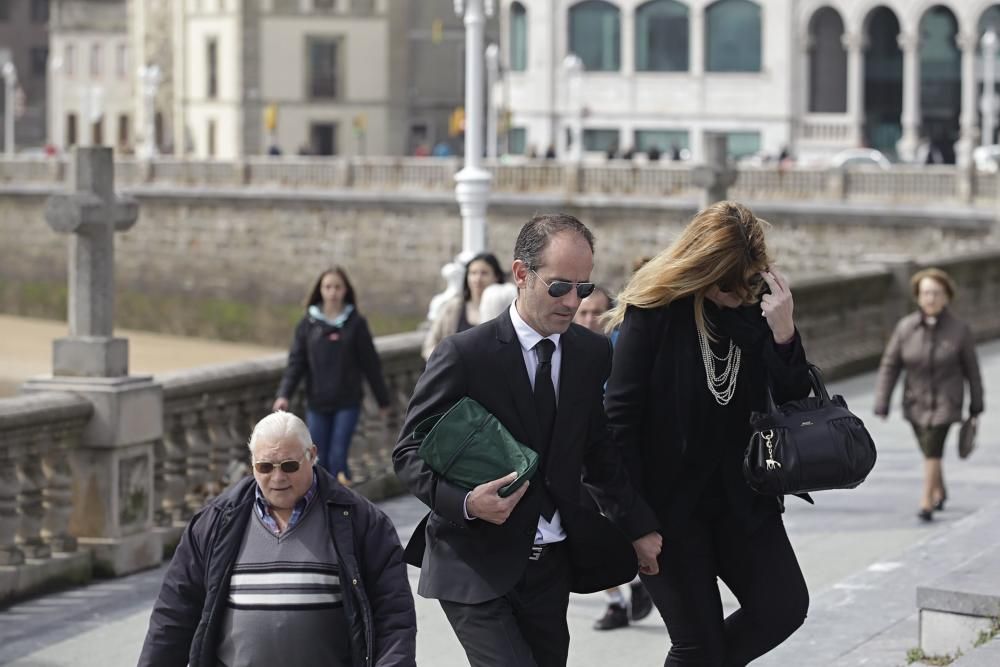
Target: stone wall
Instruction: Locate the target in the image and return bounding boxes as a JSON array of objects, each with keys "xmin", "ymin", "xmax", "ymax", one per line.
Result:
[{"xmin": 0, "ymin": 186, "xmax": 996, "ymax": 345}]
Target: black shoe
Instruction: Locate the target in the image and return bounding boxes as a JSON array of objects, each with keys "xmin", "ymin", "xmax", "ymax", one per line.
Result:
[
  {"xmin": 629, "ymin": 582, "xmax": 654, "ymax": 622},
  {"xmin": 934, "ymin": 489, "xmax": 947, "ymax": 512},
  {"xmin": 918, "ymin": 509, "xmax": 934, "ymax": 522},
  {"xmin": 593, "ymin": 603, "xmax": 629, "ymax": 631}
]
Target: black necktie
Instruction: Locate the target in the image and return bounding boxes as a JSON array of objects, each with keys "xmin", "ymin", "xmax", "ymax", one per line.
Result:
[{"xmin": 533, "ymin": 339, "xmax": 557, "ymax": 521}]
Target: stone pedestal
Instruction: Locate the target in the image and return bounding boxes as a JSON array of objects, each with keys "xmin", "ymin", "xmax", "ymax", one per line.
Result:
[{"xmin": 21, "ymin": 375, "xmax": 164, "ymax": 575}]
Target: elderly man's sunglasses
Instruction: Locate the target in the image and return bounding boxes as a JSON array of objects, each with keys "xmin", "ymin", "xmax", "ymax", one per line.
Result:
[
  {"xmin": 530, "ymin": 269, "xmax": 596, "ymax": 299},
  {"xmin": 252, "ymin": 454, "xmax": 307, "ymax": 475}
]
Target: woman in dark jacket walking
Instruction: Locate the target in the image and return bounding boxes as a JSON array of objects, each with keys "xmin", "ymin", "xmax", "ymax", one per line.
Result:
[
  {"xmin": 274, "ymin": 267, "xmax": 391, "ymax": 484},
  {"xmin": 604, "ymin": 202, "xmax": 812, "ymax": 666},
  {"xmin": 874, "ymin": 268, "xmax": 984, "ymax": 521}
]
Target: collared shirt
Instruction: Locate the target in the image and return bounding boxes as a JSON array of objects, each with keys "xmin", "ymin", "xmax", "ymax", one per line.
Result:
[
  {"xmin": 508, "ymin": 301, "xmax": 566, "ymax": 544},
  {"xmin": 254, "ymin": 470, "xmax": 319, "ymax": 535}
]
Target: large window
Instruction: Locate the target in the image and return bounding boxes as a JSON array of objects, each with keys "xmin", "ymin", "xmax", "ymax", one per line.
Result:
[
  {"xmin": 705, "ymin": 0, "xmax": 761, "ymax": 72},
  {"xmin": 808, "ymin": 7, "xmax": 846, "ymax": 112},
  {"xmin": 31, "ymin": 0, "xmax": 49, "ymax": 23},
  {"xmin": 726, "ymin": 131, "xmax": 760, "ymax": 159},
  {"xmin": 30, "ymin": 47, "xmax": 48, "ymax": 78},
  {"xmin": 635, "ymin": 129, "xmax": 689, "ymax": 153},
  {"xmin": 206, "ymin": 38, "xmax": 218, "ymax": 99},
  {"xmin": 309, "ymin": 38, "xmax": 340, "ymax": 99},
  {"xmin": 510, "ymin": 2, "xmax": 527, "ymax": 71},
  {"xmin": 508, "ymin": 127, "xmax": 527, "ymax": 154},
  {"xmin": 583, "ymin": 128, "xmax": 619, "ymax": 152},
  {"xmin": 90, "ymin": 44, "xmax": 102, "ymax": 78},
  {"xmin": 569, "ymin": 1, "xmax": 620, "ymax": 72},
  {"xmin": 636, "ymin": 0, "xmax": 689, "ymax": 72}
]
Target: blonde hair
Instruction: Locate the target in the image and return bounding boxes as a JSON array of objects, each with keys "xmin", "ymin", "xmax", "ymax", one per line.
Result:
[{"xmin": 605, "ymin": 201, "xmax": 771, "ymax": 338}]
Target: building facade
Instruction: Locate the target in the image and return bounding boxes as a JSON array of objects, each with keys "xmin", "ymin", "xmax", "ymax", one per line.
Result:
[
  {"xmin": 500, "ymin": 0, "xmax": 1000, "ymax": 164},
  {"xmin": 0, "ymin": 0, "xmax": 51, "ymax": 150},
  {"xmin": 49, "ymin": 0, "xmax": 133, "ymax": 152}
]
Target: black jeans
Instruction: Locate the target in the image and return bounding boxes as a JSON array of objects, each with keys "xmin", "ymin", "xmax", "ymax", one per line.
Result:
[
  {"xmin": 440, "ymin": 542, "xmax": 572, "ymax": 667},
  {"xmin": 640, "ymin": 510, "xmax": 808, "ymax": 666}
]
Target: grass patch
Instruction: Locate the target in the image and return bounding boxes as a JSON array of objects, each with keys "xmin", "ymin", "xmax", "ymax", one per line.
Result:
[
  {"xmin": 973, "ymin": 617, "xmax": 1000, "ymax": 648},
  {"xmin": 906, "ymin": 648, "xmax": 962, "ymax": 666},
  {"xmin": 0, "ymin": 277, "xmax": 424, "ymax": 345}
]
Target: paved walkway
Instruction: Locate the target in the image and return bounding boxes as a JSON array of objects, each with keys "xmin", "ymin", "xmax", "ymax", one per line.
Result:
[{"xmin": 1, "ymin": 339, "xmax": 998, "ymax": 666}]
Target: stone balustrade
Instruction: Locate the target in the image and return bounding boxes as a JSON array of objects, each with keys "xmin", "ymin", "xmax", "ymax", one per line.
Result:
[
  {"xmin": 2, "ymin": 251, "xmax": 1000, "ymax": 603},
  {"xmin": 0, "ymin": 156, "xmax": 995, "ymax": 205}
]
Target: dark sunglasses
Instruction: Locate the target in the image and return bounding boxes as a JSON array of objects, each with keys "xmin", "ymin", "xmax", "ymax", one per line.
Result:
[
  {"xmin": 252, "ymin": 454, "xmax": 307, "ymax": 475},
  {"xmin": 530, "ymin": 269, "xmax": 596, "ymax": 299}
]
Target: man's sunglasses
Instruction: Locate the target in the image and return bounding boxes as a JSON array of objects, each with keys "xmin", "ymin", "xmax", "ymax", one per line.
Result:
[
  {"xmin": 252, "ymin": 454, "xmax": 308, "ymax": 475},
  {"xmin": 530, "ymin": 269, "xmax": 596, "ymax": 299}
]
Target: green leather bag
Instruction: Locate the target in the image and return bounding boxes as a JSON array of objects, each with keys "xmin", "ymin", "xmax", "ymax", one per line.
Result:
[{"xmin": 414, "ymin": 397, "xmax": 538, "ymax": 498}]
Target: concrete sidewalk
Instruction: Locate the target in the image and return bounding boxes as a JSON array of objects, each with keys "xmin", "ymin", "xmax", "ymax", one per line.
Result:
[{"xmin": 1, "ymin": 342, "xmax": 998, "ymax": 666}]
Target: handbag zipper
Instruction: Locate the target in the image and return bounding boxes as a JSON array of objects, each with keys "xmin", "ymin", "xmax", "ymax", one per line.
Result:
[{"xmin": 439, "ymin": 412, "xmax": 491, "ymax": 477}]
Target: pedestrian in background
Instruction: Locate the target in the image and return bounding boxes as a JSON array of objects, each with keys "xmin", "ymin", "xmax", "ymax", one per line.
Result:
[
  {"xmin": 273, "ymin": 266, "xmax": 391, "ymax": 486},
  {"xmin": 605, "ymin": 201, "xmax": 812, "ymax": 665},
  {"xmin": 572, "ymin": 285, "xmax": 655, "ymax": 631},
  {"xmin": 422, "ymin": 252, "xmax": 506, "ymax": 360},
  {"xmin": 874, "ymin": 267, "xmax": 984, "ymax": 521},
  {"xmin": 479, "ymin": 282, "xmax": 518, "ymax": 322}
]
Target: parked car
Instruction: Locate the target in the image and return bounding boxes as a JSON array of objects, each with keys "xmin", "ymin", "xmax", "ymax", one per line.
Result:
[
  {"xmin": 972, "ymin": 145, "xmax": 1000, "ymax": 173},
  {"xmin": 830, "ymin": 148, "xmax": 892, "ymax": 170}
]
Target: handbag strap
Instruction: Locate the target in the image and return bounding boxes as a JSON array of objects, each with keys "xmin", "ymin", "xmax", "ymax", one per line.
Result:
[{"xmin": 762, "ymin": 363, "xmax": 831, "ymax": 415}]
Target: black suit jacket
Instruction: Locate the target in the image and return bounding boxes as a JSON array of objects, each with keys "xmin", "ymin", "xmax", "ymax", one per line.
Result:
[{"xmin": 393, "ymin": 309, "xmax": 659, "ymax": 604}]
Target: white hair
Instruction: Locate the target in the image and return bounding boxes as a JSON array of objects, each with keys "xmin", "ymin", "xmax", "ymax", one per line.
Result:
[
  {"xmin": 248, "ymin": 411, "xmax": 313, "ymax": 457},
  {"xmin": 479, "ymin": 283, "xmax": 518, "ymax": 322}
]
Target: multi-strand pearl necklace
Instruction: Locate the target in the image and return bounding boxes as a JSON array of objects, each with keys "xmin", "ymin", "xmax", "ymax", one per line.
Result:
[{"xmin": 697, "ymin": 325, "xmax": 741, "ymax": 406}]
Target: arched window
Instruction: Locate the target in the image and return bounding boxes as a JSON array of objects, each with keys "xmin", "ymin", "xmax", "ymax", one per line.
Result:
[
  {"xmin": 808, "ymin": 7, "xmax": 846, "ymax": 112},
  {"xmin": 569, "ymin": 0, "xmax": 621, "ymax": 71},
  {"xmin": 705, "ymin": 0, "xmax": 761, "ymax": 72},
  {"xmin": 636, "ymin": 0, "xmax": 689, "ymax": 71},
  {"xmin": 510, "ymin": 2, "xmax": 528, "ymax": 71}
]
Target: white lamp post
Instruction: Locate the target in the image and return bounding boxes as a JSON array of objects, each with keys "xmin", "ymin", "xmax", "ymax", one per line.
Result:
[
  {"xmin": 427, "ymin": 0, "xmax": 495, "ymax": 324},
  {"xmin": 563, "ymin": 54, "xmax": 584, "ymax": 163},
  {"xmin": 982, "ymin": 29, "xmax": 998, "ymax": 147},
  {"xmin": 2, "ymin": 62, "xmax": 18, "ymax": 157},
  {"xmin": 48, "ymin": 55, "xmax": 63, "ymax": 152},
  {"xmin": 485, "ymin": 43, "xmax": 499, "ymax": 160},
  {"xmin": 138, "ymin": 64, "xmax": 161, "ymax": 159}
]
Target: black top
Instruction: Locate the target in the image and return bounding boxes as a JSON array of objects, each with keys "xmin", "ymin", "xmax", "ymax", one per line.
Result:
[
  {"xmin": 455, "ymin": 301, "xmax": 472, "ymax": 333},
  {"xmin": 276, "ymin": 309, "xmax": 391, "ymax": 412},
  {"xmin": 605, "ymin": 296, "xmax": 812, "ymax": 534}
]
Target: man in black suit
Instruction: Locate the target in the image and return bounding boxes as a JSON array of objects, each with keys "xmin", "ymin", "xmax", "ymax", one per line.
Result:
[{"xmin": 394, "ymin": 214, "xmax": 663, "ymax": 666}]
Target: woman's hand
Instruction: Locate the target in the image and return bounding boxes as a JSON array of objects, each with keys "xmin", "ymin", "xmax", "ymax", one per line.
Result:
[
  {"xmin": 272, "ymin": 397, "xmax": 289, "ymax": 412},
  {"xmin": 760, "ymin": 268, "xmax": 795, "ymax": 344}
]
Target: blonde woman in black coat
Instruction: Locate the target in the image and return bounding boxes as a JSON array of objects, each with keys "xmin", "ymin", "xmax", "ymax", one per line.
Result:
[{"xmin": 604, "ymin": 202, "xmax": 812, "ymax": 666}]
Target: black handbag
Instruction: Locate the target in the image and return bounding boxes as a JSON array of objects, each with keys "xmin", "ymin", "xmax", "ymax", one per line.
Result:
[{"xmin": 744, "ymin": 365, "xmax": 877, "ymax": 496}]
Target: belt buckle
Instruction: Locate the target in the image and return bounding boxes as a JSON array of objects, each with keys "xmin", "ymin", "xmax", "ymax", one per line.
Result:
[{"xmin": 529, "ymin": 545, "xmax": 544, "ymax": 561}]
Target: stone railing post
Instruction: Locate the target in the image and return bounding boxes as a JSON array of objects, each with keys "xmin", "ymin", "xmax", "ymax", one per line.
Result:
[
  {"xmin": 16, "ymin": 451, "xmax": 51, "ymax": 559},
  {"xmin": 40, "ymin": 426, "xmax": 78, "ymax": 553},
  {"xmin": 0, "ymin": 449, "xmax": 24, "ymax": 566}
]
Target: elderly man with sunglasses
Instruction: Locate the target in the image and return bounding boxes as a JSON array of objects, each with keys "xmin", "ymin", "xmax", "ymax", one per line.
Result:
[
  {"xmin": 394, "ymin": 214, "xmax": 662, "ymax": 667},
  {"xmin": 139, "ymin": 411, "xmax": 416, "ymax": 667}
]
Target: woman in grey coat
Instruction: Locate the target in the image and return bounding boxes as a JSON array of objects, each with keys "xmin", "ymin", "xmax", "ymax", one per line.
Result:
[{"xmin": 874, "ymin": 268, "xmax": 984, "ymax": 521}]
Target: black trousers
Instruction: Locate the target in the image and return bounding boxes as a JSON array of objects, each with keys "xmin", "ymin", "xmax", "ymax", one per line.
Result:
[
  {"xmin": 640, "ymin": 510, "xmax": 809, "ymax": 667},
  {"xmin": 439, "ymin": 542, "xmax": 571, "ymax": 667}
]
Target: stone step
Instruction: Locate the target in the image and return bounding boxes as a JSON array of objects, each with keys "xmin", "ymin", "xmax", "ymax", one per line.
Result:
[{"xmin": 917, "ymin": 544, "xmax": 1000, "ymax": 659}]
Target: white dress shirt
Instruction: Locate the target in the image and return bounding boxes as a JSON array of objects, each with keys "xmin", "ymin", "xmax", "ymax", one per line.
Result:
[{"xmin": 508, "ymin": 301, "xmax": 567, "ymax": 544}]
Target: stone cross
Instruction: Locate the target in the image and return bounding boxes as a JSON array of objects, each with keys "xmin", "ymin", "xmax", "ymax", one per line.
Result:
[
  {"xmin": 45, "ymin": 147, "xmax": 139, "ymax": 377},
  {"xmin": 691, "ymin": 133, "xmax": 738, "ymax": 209}
]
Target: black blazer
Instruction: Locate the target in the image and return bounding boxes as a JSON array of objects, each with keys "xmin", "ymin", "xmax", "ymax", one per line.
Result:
[
  {"xmin": 605, "ymin": 297, "xmax": 812, "ymax": 535},
  {"xmin": 393, "ymin": 309, "xmax": 659, "ymax": 605}
]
